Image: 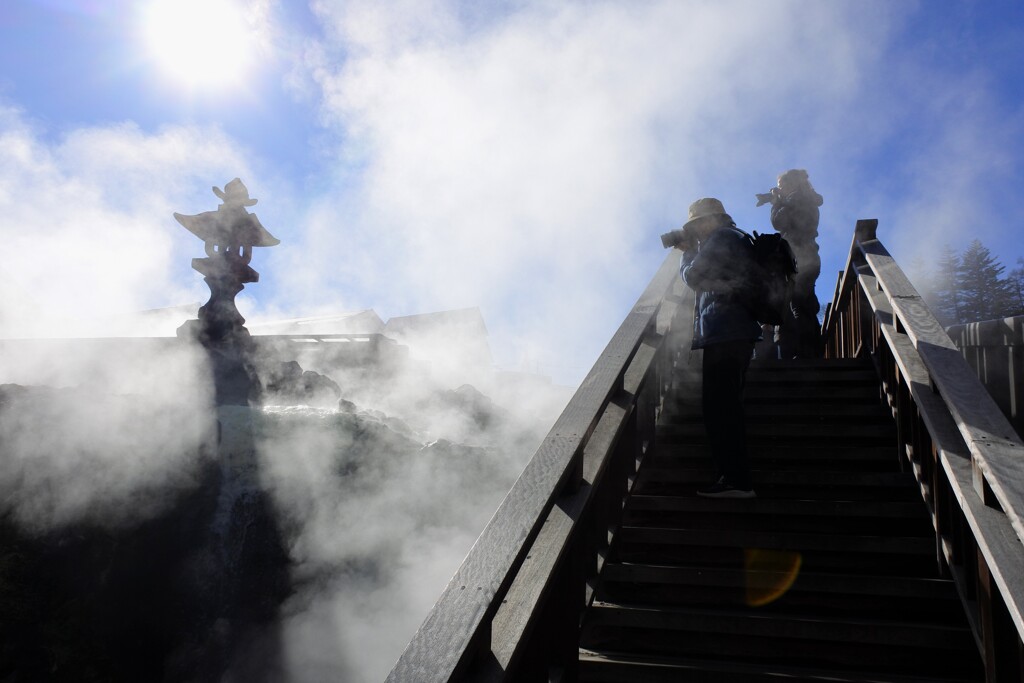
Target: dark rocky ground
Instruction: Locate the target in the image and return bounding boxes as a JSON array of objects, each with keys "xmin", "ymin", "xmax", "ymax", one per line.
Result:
[
  {"xmin": 0, "ymin": 460, "xmax": 287, "ymax": 682},
  {"xmin": 0, "ymin": 377, "xmax": 540, "ymax": 682}
]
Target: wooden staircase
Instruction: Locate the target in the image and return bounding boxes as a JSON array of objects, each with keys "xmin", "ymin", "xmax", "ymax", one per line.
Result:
[{"xmin": 578, "ymin": 357, "xmax": 985, "ymax": 682}]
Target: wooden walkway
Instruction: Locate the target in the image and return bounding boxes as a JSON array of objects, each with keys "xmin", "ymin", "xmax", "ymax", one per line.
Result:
[
  {"xmin": 387, "ymin": 222, "xmax": 1024, "ymax": 682},
  {"xmin": 578, "ymin": 357, "xmax": 984, "ymax": 682}
]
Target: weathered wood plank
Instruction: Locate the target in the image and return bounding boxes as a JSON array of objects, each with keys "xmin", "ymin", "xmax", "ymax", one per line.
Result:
[
  {"xmin": 657, "ymin": 422, "xmax": 894, "ymax": 441},
  {"xmin": 946, "ymin": 316, "xmax": 1024, "ymax": 440},
  {"xmin": 585, "ymin": 603, "xmax": 973, "ymax": 650},
  {"xmin": 653, "ymin": 443, "xmax": 896, "ymax": 462},
  {"xmin": 859, "ymin": 240, "xmax": 1024, "ymax": 547},
  {"xmin": 482, "ymin": 332, "xmax": 665, "ymax": 679},
  {"xmin": 618, "ymin": 526, "xmax": 934, "ymax": 555},
  {"xmin": 386, "ymin": 435, "xmax": 578, "ymax": 682},
  {"xmin": 578, "ymin": 651, "xmax": 977, "ymax": 683},
  {"xmin": 822, "ymin": 221, "xmax": 872, "ymax": 337},
  {"xmin": 625, "ymin": 495, "xmax": 925, "ymax": 519},
  {"xmin": 856, "ymin": 269, "xmax": 1024, "ymax": 644},
  {"xmin": 635, "ymin": 469, "xmax": 914, "ymax": 487},
  {"xmin": 387, "ymin": 252, "xmax": 683, "ymax": 681},
  {"xmin": 664, "ymin": 403, "xmax": 889, "ymax": 421},
  {"xmin": 599, "ymin": 563, "xmax": 956, "ymax": 600}
]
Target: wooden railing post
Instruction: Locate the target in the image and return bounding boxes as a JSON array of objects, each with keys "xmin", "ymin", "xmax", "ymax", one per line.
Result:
[{"xmin": 947, "ymin": 317, "xmax": 1024, "ymax": 439}]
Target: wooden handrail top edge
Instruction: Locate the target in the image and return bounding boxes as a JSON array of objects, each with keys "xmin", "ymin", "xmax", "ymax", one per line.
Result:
[
  {"xmin": 387, "ymin": 250, "xmax": 686, "ymax": 680},
  {"xmin": 860, "ymin": 274, "xmax": 1024, "ymax": 634},
  {"xmin": 940, "ymin": 452, "xmax": 1024, "ymax": 641},
  {"xmin": 854, "ymin": 238, "xmax": 1024, "ymax": 547}
]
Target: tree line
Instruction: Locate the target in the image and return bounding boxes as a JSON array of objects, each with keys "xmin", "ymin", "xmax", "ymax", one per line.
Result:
[{"xmin": 912, "ymin": 240, "xmax": 1024, "ymax": 327}]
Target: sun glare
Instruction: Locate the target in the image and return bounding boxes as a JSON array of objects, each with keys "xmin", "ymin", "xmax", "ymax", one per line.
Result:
[{"xmin": 142, "ymin": 0, "xmax": 257, "ymax": 90}]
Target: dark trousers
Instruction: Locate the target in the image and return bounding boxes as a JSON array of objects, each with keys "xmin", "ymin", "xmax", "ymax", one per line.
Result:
[
  {"xmin": 776, "ymin": 291, "xmax": 822, "ymax": 359},
  {"xmin": 777, "ymin": 241, "xmax": 823, "ymax": 359},
  {"xmin": 702, "ymin": 340, "xmax": 755, "ymax": 489}
]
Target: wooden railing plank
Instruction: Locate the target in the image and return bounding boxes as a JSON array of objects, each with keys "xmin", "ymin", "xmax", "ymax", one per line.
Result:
[
  {"xmin": 822, "ymin": 220, "xmax": 874, "ymax": 338},
  {"xmin": 483, "ymin": 370, "xmax": 647, "ymax": 678},
  {"xmin": 859, "ymin": 240, "xmax": 1024, "ymax": 547},
  {"xmin": 547, "ymin": 254, "xmax": 680, "ymax": 445},
  {"xmin": 481, "ymin": 335, "xmax": 662, "ymax": 678},
  {"xmin": 387, "ymin": 252, "xmax": 684, "ymax": 681},
  {"xmin": 944, "ymin": 450, "xmax": 1024, "ymax": 642},
  {"xmin": 827, "ymin": 224, "xmax": 1024, "ymax": 678},
  {"xmin": 856, "ymin": 273, "xmax": 1024, "ymax": 644},
  {"xmin": 946, "ymin": 317, "xmax": 1024, "ymax": 437},
  {"xmin": 387, "ymin": 434, "xmax": 580, "ymax": 682}
]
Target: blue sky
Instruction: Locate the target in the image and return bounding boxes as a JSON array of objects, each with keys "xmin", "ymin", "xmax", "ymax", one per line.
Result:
[{"xmin": 2, "ymin": 0, "xmax": 1023, "ymax": 385}]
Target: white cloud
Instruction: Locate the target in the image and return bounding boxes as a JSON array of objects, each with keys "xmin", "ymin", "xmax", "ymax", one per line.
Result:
[
  {"xmin": 875, "ymin": 71, "xmax": 1024, "ymax": 273},
  {"xmin": 0, "ymin": 106, "xmax": 254, "ymax": 336},
  {"xmin": 285, "ymin": 0, "xmax": 915, "ymax": 382}
]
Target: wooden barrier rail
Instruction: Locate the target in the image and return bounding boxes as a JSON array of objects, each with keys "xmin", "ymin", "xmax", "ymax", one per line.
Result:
[
  {"xmin": 823, "ymin": 219, "xmax": 1024, "ymax": 681},
  {"xmin": 946, "ymin": 316, "xmax": 1024, "ymax": 439},
  {"xmin": 386, "ymin": 251, "xmax": 693, "ymax": 682}
]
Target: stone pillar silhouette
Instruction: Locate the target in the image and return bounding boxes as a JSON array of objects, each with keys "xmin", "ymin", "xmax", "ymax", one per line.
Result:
[{"xmin": 175, "ymin": 178, "xmax": 279, "ymax": 405}]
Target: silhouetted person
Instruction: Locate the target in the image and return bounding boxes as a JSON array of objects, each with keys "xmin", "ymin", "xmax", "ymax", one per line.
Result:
[
  {"xmin": 756, "ymin": 169, "xmax": 824, "ymax": 359},
  {"xmin": 677, "ymin": 198, "xmax": 761, "ymax": 498}
]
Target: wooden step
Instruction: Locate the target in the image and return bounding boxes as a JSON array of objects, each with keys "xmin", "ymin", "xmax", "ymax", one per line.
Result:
[
  {"xmin": 746, "ymin": 369, "xmax": 881, "ymax": 385},
  {"xmin": 747, "ymin": 358, "xmax": 873, "ymax": 369},
  {"xmin": 656, "ymin": 422, "xmax": 896, "ymax": 443},
  {"xmin": 633, "ymin": 468, "xmax": 920, "ymax": 501},
  {"xmin": 662, "ymin": 401, "xmax": 891, "ymax": 422},
  {"xmin": 579, "ymin": 356, "xmax": 983, "ymax": 681},
  {"xmin": 612, "ymin": 526, "xmax": 938, "ymax": 576},
  {"xmin": 595, "ymin": 563, "xmax": 962, "ymax": 622},
  {"xmin": 580, "ymin": 604, "xmax": 980, "ymax": 679},
  {"xmin": 616, "ymin": 526, "xmax": 934, "ymax": 557},
  {"xmin": 676, "ymin": 361, "xmax": 879, "ymax": 379},
  {"xmin": 671, "ymin": 381, "xmax": 882, "ymax": 403},
  {"xmin": 650, "ymin": 443, "xmax": 898, "ymax": 468},
  {"xmin": 622, "ymin": 496, "xmax": 932, "ymax": 535},
  {"xmin": 578, "ymin": 650, "xmax": 981, "ymax": 683}
]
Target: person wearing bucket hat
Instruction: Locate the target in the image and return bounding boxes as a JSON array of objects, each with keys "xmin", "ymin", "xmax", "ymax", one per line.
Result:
[
  {"xmin": 757, "ymin": 169, "xmax": 824, "ymax": 359},
  {"xmin": 676, "ymin": 197, "xmax": 762, "ymax": 498}
]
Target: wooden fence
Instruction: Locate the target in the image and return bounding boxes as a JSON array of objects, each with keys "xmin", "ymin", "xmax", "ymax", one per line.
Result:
[
  {"xmin": 823, "ymin": 219, "xmax": 1024, "ymax": 681},
  {"xmin": 946, "ymin": 317, "xmax": 1024, "ymax": 439},
  {"xmin": 386, "ymin": 251, "xmax": 693, "ymax": 682}
]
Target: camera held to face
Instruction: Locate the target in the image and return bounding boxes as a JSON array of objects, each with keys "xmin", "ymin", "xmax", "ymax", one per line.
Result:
[{"xmin": 660, "ymin": 227, "xmax": 697, "ymax": 250}]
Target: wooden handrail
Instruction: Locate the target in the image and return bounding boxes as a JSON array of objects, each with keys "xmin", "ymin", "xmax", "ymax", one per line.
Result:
[
  {"xmin": 386, "ymin": 251, "xmax": 693, "ymax": 682},
  {"xmin": 823, "ymin": 219, "xmax": 1024, "ymax": 680},
  {"xmin": 945, "ymin": 316, "xmax": 1024, "ymax": 438}
]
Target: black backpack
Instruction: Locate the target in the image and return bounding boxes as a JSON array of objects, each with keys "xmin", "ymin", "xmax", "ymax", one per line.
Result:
[{"xmin": 743, "ymin": 231, "xmax": 798, "ymax": 325}]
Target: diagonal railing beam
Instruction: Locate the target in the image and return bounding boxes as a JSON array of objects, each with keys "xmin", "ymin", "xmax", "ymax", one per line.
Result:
[{"xmin": 387, "ymin": 251, "xmax": 690, "ymax": 682}]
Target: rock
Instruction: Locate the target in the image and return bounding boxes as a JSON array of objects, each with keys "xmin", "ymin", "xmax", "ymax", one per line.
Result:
[{"xmin": 260, "ymin": 360, "xmax": 340, "ymax": 407}]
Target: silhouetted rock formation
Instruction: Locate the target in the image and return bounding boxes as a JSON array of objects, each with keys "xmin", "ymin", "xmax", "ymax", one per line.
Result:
[
  {"xmin": 0, "ymin": 381, "xmax": 533, "ymax": 681},
  {"xmin": 259, "ymin": 360, "xmax": 341, "ymax": 407}
]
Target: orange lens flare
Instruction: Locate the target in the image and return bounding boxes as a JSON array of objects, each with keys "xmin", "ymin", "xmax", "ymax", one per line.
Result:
[{"xmin": 744, "ymin": 548, "xmax": 802, "ymax": 607}]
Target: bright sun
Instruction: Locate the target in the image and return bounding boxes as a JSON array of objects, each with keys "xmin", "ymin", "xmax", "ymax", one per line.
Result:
[{"xmin": 142, "ymin": 0, "xmax": 257, "ymax": 90}]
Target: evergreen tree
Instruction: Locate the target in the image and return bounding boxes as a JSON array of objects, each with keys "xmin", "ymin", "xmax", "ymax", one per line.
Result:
[
  {"xmin": 956, "ymin": 240, "xmax": 1016, "ymax": 322},
  {"xmin": 1008, "ymin": 257, "xmax": 1024, "ymax": 316},
  {"xmin": 931, "ymin": 245, "xmax": 963, "ymax": 326}
]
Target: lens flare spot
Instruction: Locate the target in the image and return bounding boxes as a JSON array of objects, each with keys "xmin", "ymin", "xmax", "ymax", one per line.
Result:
[{"xmin": 744, "ymin": 548, "xmax": 802, "ymax": 607}]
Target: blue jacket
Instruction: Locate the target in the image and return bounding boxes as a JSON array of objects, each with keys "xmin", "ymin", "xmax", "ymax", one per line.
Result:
[{"xmin": 680, "ymin": 224, "xmax": 762, "ymax": 349}]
